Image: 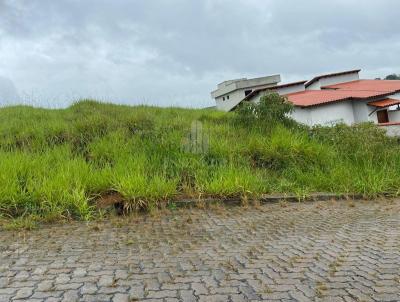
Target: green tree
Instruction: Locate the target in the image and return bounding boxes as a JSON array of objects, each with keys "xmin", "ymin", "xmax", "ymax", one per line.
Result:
[
  {"xmin": 385, "ymin": 74, "xmax": 400, "ymax": 80},
  {"xmin": 236, "ymin": 93, "xmax": 294, "ymax": 127}
]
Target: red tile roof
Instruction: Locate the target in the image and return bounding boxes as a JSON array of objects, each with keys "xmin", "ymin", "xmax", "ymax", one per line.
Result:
[
  {"xmin": 231, "ymin": 76, "xmax": 400, "ymax": 110},
  {"xmin": 286, "ymin": 80, "xmax": 400, "ymax": 107},
  {"xmin": 323, "ymin": 80, "xmax": 400, "ymax": 92},
  {"xmin": 286, "ymin": 89, "xmax": 397, "ymax": 108},
  {"xmin": 368, "ymin": 98, "xmax": 400, "ymax": 108},
  {"xmin": 305, "ymin": 69, "xmax": 361, "ymax": 88}
]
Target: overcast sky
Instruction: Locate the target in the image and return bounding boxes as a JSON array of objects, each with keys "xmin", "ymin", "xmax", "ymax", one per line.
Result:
[{"xmin": 0, "ymin": 0, "xmax": 399, "ymax": 108}]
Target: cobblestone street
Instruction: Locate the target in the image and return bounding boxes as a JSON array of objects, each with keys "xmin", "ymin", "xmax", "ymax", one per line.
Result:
[{"xmin": 1, "ymin": 199, "xmax": 400, "ymax": 302}]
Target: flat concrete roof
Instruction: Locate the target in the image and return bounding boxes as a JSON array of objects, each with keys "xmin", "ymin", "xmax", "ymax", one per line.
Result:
[{"xmin": 211, "ymin": 74, "xmax": 281, "ymax": 98}]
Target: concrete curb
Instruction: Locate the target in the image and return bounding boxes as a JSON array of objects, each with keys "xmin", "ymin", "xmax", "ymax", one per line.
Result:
[{"xmin": 172, "ymin": 193, "xmax": 366, "ymax": 208}]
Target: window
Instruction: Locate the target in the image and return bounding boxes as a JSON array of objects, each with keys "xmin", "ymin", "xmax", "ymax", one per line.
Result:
[
  {"xmin": 222, "ymin": 97, "xmax": 225, "ymax": 101},
  {"xmin": 377, "ymin": 110, "xmax": 389, "ymax": 123},
  {"xmin": 226, "ymin": 95, "xmax": 230, "ymax": 100},
  {"xmin": 245, "ymin": 90, "xmax": 252, "ymax": 96}
]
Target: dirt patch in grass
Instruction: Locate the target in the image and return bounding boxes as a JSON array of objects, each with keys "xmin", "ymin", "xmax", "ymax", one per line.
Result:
[{"xmin": 95, "ymin": 191, "xmax": 125, "ymax": 214}]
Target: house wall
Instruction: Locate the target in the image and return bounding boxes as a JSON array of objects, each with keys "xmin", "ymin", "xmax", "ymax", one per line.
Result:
[
  {"xmin": 277, "ymin": 84, "xmax": 305, "ymax": 95},
  {"xmin": 306, "ymin": 72, "xmax": 360, "ymax": 90},
  {"xmin": 291, "ymin": 107, "xmax": 312, "ymax": 125},
  {"xmin": 385, "ymin": 92, "xmax": 400, "ymax": 121},
  {"xmin": 291, "ymin": 102, "xmax": 355, "ymax": 126},
  {"xmin": 389, "ymin": 92, "xmax": 400, "ymax": 100},
  {"xmin": 352, "ymin": 101, "xmax": 370, "ymax": 123},
  {"xmin": 215, "ymin": 89, "xmax": 248, "ymax": 112},
  {"xmin": 286, "ymin": 102, "xmax": 357, "ymax": 126},
  {"xmin": 380, "ymin": 125, "xmax": 400, "ymax": 137},
  {"xmin": 389, "ymin": 110, "xmax": 400, "ymax": 122},
  {"xmin": 352, "ymin": 100, "xmax": 377, "ymax": 123},
  {"xmin": 307, "ymin": 101, "xmax": 355, "ymax": 126},
  {"xmin": 215, "ymin": 80, "xmax": 282, "ymax": 112},
  {"xmin": 351, "ymin": 93, "xmax": 400, "ymax": 124}
]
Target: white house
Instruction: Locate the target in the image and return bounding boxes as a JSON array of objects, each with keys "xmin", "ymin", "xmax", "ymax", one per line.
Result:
[
  {"xmin": 211, "ymin": 74, "xmax": 281, "ymax": 112},
  {"xmin": 212, "ymin": 70, "xmax": 400, "ymax": 135}
]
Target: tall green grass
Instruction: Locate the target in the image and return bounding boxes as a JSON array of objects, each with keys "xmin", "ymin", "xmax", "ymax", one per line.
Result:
[{"xmin": 0, "ymin": 100, "xmax": 399, "ymax": 222}]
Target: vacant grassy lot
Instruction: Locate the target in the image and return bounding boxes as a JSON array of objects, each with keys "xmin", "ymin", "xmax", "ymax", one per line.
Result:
[{"xmin": 0, "ymin": 100, "xmax": 399, "ymax": 224}]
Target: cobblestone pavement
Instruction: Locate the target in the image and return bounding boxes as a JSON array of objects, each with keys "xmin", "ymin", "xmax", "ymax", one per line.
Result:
[{"xmin": 1, "ymin": 199, "xmax": 400, "ymax": 302}]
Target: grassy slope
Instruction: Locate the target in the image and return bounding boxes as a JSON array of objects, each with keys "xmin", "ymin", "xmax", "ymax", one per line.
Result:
[{"xmin": 0, "ymin": 100, "xmax": 399, "ymax": 223}]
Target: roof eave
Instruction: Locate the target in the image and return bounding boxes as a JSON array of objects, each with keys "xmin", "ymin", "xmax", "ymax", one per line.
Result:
[{"xmin": 305, "ymin": 69, "xmax": 361, "ymax": 88}]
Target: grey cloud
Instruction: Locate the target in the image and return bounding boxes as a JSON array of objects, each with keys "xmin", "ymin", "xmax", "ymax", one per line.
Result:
[{"xmin": 0, "ymin": 0, "xmax": 399, "ymax": 107}]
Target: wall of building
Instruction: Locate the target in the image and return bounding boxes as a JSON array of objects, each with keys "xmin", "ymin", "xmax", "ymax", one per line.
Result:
[
  {"xmin": 235, "ymin": 75, "xmax": 281, "ymax": 90},
  {"xmin": 389, "ymin": 92, "xmax": 400, "ymax": 100},
  {"xmin": 386, "ymin": 93, "xmax": 400, "ymax": 120},
  {"xmin": 291, "ymin": 107, "xmax": 312, "ymax": 125},
  {"xmin": 290, "ymin": 101, "xmax": 355, "ymax": 126},
  {"xmin": 389, "ymin": 110, "xmax": 400, "ymax": 122},
  {"xmin": 212, "ymin": 75, "xmax": 280, "ymax": 99},
  {"xmin": 352, "ymin": 101, "xmax": 370, "ymax": 123},
  {"xmin": 380, "ymin": 125, "xmax": 400, "ymax": 137},
  {"xmin": 283, "ymin": 101, "xmax": 356, "ymax": 126},
  {"xmin": 351, "ymin": 93, "xmax": 400, "ymax": 124},
  {"xmin": 351, "ymin": 100, "xmax": 377, "ymax": 123},
  {"xmin": 215, "ymin": 89, "xmax": 248, "ymax": 112},
  {"xmin": 308, "ymin": 101, "xmax": 355, "ymax": 125},
  {"xmin": 277, "ymin": 84, "xmax": 305, "ymax": 95},
  {"xmin": 306, "ymin": 72, "xmax": 360, "ymax": 90}
]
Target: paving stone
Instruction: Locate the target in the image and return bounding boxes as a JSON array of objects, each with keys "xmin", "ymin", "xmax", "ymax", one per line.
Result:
[
  {"xmin": 179, "ymin": 289, "xmax": 197, "ymax": 302},
  {"xmin": 72, "ymin": 268, "xmax": 86, "ymax": 277},
  {"xmin": 198, "ymin": 294, "xmax": 230, "ymax": 302},
  {"xmin": 290, "ymin": 291, "xmax": 310, "ymax": 302},
  {"xmin": 0, "ymin": 288, "xmax": 16, "ymax": 295},
  {"xmin": 80, "ymin": 283, "xmax": 98, "ymax": 295},
  {"xmin": 1, "ymin": 200, "xmax": 400, "ymax": 301},
  {"xmin": 97, "ymin": 275, "xmax": 114, "ymax": 287},
  {"xmin": 230, "ymin": 294, "xmax": 248, "ymax": 302},
  {"xmin": 192, "ymin": 282, "xmax": 208, "ymax": 295},
  {"xmin": 0, "ymin": 295, "xmax": 12, "ymax": 302},
  {"xmin": 372, "ymin": 293, "xmax": 400, "ymax": 301},
  {"xmin": 31, "ymin": 291, "xmax": 63, "ymax": 299},
  {"xmin": 37, "ymin": 280, "xmax": 54, "ymax": 292},
  {"xmin": 61, "ymin": 290, "xmax": 79, "ymax": 302},
  {"xmin": 146, "ymin": 290, "xmax": 177, "ymax": 299},
  {"xmin": 54, "ymin": 282, "xmax": 82, "ymax": 291},
  {"xmin": 112, "ymin": 293, "xmax": 129, "ymax": 302},
  {"xmin": 13, "ymin": 287, "xmax": 34, "ymax": 299}
]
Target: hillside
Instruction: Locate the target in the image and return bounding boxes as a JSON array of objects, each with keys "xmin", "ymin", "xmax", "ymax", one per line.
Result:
[{"xmin": 0, "ymin": 100, "xmax": 399, "ymax": 225}]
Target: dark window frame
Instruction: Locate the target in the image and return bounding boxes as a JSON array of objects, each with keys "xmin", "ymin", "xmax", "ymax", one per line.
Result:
[{"xmin": 377, "ymin": 109, "xmax": 389, "ymax": 124}]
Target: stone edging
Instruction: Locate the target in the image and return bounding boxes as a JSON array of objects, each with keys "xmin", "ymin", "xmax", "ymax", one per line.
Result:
[{"xmin": 172, "ymin": 193, "xmax": 366, "ymax": 208}]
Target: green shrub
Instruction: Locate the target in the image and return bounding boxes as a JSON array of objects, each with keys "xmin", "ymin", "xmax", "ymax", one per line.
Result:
[{"xmin": 235, "ymin": 93, "xmax": 294, "ymax": 128}]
